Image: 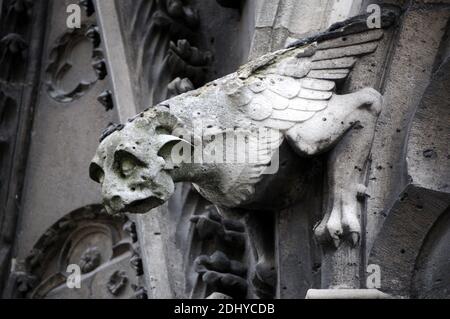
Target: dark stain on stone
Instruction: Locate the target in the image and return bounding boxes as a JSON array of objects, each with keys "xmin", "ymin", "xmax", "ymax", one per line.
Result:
[{"xmin": 423, "ymin": 149, "xmax": 437, "ymax": 159}]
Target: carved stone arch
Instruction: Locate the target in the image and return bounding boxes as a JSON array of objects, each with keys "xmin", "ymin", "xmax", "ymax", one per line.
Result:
[
  {"xmin": 406, "ymin": 55, "xmax": 450, "ymax": 299},
  {"xmin": 369, "ymin": 55, "xmax": 450, "ymax": 298},
  {"xmin": 45, "ymin": 24, "xmax": 105, "ymax": 103},
  {"xmin": 406, "ymin": 56, "xmax": 450, "ymax": 194},
  {"xmin": 15, "ymin": 204, "xmax": 139, "ymax": 299},
  {"xmin": 411, "ymin": 207, "xmax": 450, "ymax": 298},
  {"xmin": 369, "ymin": 185, "xmax": 450, "ymax": 298}
]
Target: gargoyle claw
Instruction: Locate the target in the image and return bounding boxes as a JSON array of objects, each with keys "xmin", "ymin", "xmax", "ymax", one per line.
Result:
[{"xmin": 313, "ymin": 193, "xmax": 361, "ymax": 249}]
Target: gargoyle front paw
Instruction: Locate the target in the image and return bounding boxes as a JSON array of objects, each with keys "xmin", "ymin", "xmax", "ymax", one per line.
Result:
[
  {"xmin": 314, "ymin": 193, "xmax": 361, "ymax": 248},
  {"xmin": 195, "ymin": 251, "xmax": 248, "ymax": 298}
]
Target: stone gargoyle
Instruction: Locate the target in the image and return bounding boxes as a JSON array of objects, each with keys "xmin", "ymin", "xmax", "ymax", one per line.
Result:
[{"xmin": 90, "ymin": 16, "xmax": 389, "ymax": 293}]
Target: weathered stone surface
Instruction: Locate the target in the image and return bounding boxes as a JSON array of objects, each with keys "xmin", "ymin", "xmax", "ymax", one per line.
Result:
[
  {"xmin": 14, "ymin": 206, "xmax": 138, "ymax": 299},
  {"xmin": 250, "ymin": 0, "xmax": 334, "ymax": 59},
  {"xmin": 365, "ymin": 3, "xmax": 450, "ymax": 257},
  {"xmin": 91, "ymin": 27, "xmax": 386, "ymax": 247},
  {"xmin": 134, "ymin": 208, "xmax": 174, "ymax": 298},
  {"xmin": 406, "ymin": 57, "xmax": 450, "ymax": 193},
  {"xmin": 15, "ymin": 0, "xmax": 117, "ymax": 260},
  {"xmin": 2, "ymin": 0, "xmax": 450, "ymax": 300},
  {"xmin": 369, "ymin": 185, "xmax": 450, "ymax": 297},
  {"xmin": 90, "ymin": 19, "xmax": 394, "ymax": 300},
  {"xmin": 305, "ymin": 288, "xmax": 393, "ymax": 299}
]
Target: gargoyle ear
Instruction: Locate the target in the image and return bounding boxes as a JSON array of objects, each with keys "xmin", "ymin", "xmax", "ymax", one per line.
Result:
[{"xmin": 157, "ymin": 135, "xmax": 192, "ymax": 169}]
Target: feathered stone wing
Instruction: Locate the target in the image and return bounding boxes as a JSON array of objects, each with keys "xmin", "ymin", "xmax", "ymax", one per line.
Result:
[
  {"xmin": 225, "ymin": 28, "xmax": 384, "ymax": 131},
  {"xmin": 209, "ymin": 29, "xmax": 384, "ymax": 207}
]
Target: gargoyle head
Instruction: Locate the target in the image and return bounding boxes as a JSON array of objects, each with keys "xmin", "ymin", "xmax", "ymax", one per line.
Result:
[{"xmin": 89, "ymin": 108, "xmax": 187, "ymax": 215}]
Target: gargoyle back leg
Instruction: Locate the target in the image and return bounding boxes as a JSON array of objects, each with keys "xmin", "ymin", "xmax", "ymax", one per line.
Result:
[{"xmin": 285, "ymin": 87, "xmax": 383, "ymax": 247}]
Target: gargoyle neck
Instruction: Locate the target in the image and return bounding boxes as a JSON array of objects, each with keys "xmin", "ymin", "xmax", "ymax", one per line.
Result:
[{"xmin": 170, "ymin": 162, "xmax": 218, "ymax": 184}]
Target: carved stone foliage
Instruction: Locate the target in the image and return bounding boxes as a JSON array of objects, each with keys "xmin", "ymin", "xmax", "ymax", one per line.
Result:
[
  {"xmin": 0, "ymin": 0, "xmax": 32, "ymax": 82},
  {"xmin": 167, "ymin": 77, "xmax": 194, "ymax": 98},
  {"xmin": 0, "ymin": 0, "xmax": 46, "ymax": 295},
  {"xmin": 115, "ymin": 0, "xmax": 213, "ymax": 109},
  {"xmin": 79, "ymin": 0, "xmax": 95, "ymax": 17},
  {"xmin": 195, "ymin": 250, "xmax": 248, "ymax": 298},
  {"xmin": 97, "ymin": 90, "xmax": 114, "ymax": 111},
  {"xmin": 0, "ymin": 33, "xmax": 27, "ymax": 80},
  {"xmin": 0, "ymin": 91, "xmax": 19, "ymax": 264},
  {"xmin": 0, "ymin": 0, "xmax": 31, "ymax": 186},
  {"xmin": 45, "ymin": 25, "xmax": 106, "ymax": 103},
  {"xmin": 14, "ymin": 205, "xmax": 138, "ymax": 299},
  {"xmin": 79, "ymin": 247, "xmax": 102, "ymax": 273},
  {"xmin": 188, "ymin": 206, "xmax": 249, "ymax": 298},
  {"xmin": 0, "ymin": 91, "xmax": 17, "ymax": 187},
  {"xmin": 107, "ymin": 270, "xmax": 128, "ymax": 296}
]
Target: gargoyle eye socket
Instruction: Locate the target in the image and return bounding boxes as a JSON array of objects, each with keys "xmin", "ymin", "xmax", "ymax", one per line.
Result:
[
  {"xmin": 114, "ymin": 150, "xmax": 146, "ymax": 178},
  {"xmin": 89, "ymin": 163, "xmax": 104, "ymax": 184}
]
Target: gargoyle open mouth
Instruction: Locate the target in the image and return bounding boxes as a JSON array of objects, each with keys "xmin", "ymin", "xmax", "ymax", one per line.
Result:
[{"xmin": 123, "ymin": 196, "xmax": 165, "ymax": 214}]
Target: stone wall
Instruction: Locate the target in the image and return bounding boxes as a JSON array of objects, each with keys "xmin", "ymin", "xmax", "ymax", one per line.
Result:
[{"xmin": 0, "ymin": 0, "xmax": 448, "ymax": 299}]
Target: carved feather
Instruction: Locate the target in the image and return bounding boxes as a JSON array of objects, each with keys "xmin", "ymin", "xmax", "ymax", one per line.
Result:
[
  {"xmin": 225, "ymin": 27, "xmax": 384, "ymax": 132},
  {"xmin": 223, "ymin": 129, "xmax": 283, "ymax": 206},
  {"xmin": 199, "ymin": 27, "xmax": 386, "ymax": 205}
]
